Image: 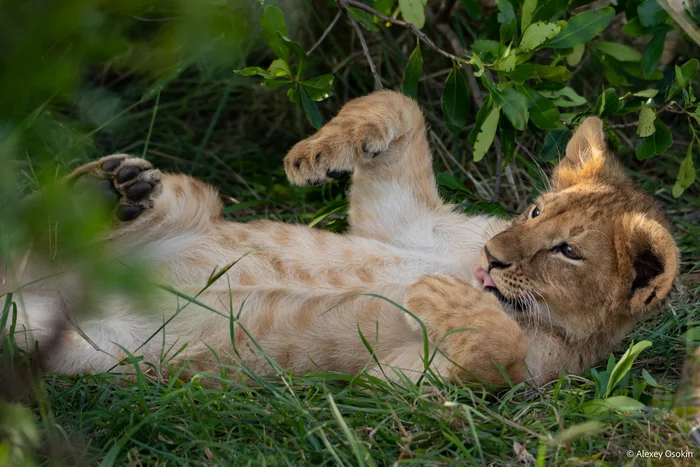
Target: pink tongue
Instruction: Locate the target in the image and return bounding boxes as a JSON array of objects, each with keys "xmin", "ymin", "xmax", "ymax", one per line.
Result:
[{"xmin": 474, "ymin": 267, "xmax": 496, "ymax": 288}]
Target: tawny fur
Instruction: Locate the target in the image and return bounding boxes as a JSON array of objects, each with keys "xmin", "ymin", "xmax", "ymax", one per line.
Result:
[{"xmin": 2, "ymin": 91, "xmax": 678, "ymax": 387}]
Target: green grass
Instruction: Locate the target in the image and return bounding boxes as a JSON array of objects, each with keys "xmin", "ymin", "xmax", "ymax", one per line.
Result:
[
  {"xmin": 4, "ymin": 78, "xmax": 699, "ymax": 464},
  {"xmin": 16, "ymin": 291, "xmax": 700, "ymax": 465},
  {"xmin": 2, "ymin": 2, "xmax": 700, "ymax": 465}
]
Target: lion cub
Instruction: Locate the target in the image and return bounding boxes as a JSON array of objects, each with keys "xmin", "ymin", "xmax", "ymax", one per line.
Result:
[{"xmin": 3, "ymin": 91, "xmax": 678, "ymax": 386}]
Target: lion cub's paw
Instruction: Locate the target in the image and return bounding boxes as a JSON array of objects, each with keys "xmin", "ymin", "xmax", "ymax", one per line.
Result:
[
  {"xmin": 405, "ymin": 275, "xmax": 503, "ymax": 333},
  {"xmin": 284, "ymin": 115, "xmax": 398, "ymax": 186},
  {"xmin": 405, "ymin": 275, "xmax": 528, "ymax": 385},
  {"xmin": 72, "ymin": 154, "xmax": 162, "ymax": 222}
]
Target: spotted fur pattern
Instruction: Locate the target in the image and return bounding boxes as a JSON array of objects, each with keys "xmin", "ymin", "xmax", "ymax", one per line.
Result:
[{"xmin": 3, "ymin": 91, "xmax": 678, "ymax": 387}]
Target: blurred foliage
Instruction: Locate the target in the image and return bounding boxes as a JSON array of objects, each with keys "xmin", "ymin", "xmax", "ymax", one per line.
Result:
[{"xmin": 0, "ymin": 0, "xmax": 260, "ymax": 174}]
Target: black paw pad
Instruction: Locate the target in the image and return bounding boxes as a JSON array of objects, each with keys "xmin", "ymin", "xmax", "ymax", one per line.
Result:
[
  {"xmin": 102, "ymin": 158, "xmax": 124, "ymax": 172},
  {"xmin": 307, "ymin": 179, "xmax": 323, "ymax": 186},
  {"xmin": 117, "ymin": 166, "xmax": 141, "ymax": 183},
  {"xmin": 117, "ymin": 204, "xmax": 143, "ymax": 221},
  {"xmin": 126, "ymin": 182, "xmax": 153, "ymax": 201},
  {"xmin": 326, "ymin": 169, "xmax": 348, "ymax": 179}
]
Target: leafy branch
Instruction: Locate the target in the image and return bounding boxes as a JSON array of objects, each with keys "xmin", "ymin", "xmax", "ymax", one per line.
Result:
[{"xmin": 239, "ymin": 0, "xmax": 700, "ymax": 199}]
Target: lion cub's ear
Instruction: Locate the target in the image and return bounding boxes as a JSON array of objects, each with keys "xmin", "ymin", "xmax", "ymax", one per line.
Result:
[
  {"xmin": 615, "ymin": 213, "xmax": 679, "ymax": 313},
  {"xmin": 552, "ymin": 117, "xmax": 626, "ymax": 190}
]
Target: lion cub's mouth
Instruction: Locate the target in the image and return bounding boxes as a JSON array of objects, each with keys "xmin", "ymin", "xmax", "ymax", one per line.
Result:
[{"xmin": 474, "ymin": 267, "xmax": 526, "ymax": 312}]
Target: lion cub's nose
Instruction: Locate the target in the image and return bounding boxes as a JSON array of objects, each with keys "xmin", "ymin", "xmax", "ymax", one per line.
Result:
[{"xmin": 485, "ymin": 247, "xmax": 511, "ymax": 271}]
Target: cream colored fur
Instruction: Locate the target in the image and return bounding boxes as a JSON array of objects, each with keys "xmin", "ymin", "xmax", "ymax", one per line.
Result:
[{"xmin": 2, "ymin": 91, "xmax": 677, "ymax": 387}]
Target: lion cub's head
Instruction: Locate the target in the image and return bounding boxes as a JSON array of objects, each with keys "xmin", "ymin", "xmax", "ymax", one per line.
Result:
[{"xmin": 476, "ymin": 117, "xmax": 679, "ymax": 383}]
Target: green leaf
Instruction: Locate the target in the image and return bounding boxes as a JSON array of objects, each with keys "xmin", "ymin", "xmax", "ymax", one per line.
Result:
[
  {"xmin": 491, "ymin": 51, "xmax": 518, "ymax": 72},
  {"xmin": 594, "ymin": 88, "xmax": 623, "ymax": 118},
  {"xmin": 347, "ymin": 7, "xmax": 380, "ymax": 32},
  {"xmin": 501, "ymin": 118, "xmax": 515, "ymax": 166},
  {"xmin": 497, "ymin": 0, "xmax": 517, "ymax": 44},
  {"xmin": 518, "ymin": 85, "xmax": 560, "ymax": 130},
  {"xmin": 269, "ymin": 59, "xmax": 292, "ymax": 77},
  {"xmin": 287, "ymin": 86, "xmax": 299, "ymax": 104},
  {"xmin": 301, "ymin": 75, "xmax": 334, "ymax": 101},
  {"xmin": 442, "ymin": 67, "xmax": 470, "ymax": 132},
  {"xmin": 642, "ymin": 32, "xmax": 666, "ymax": 78},
  {"xmin": 507, "ymin": 63, "xmax": 571, "ymax": 83},
  {"xmin": 459, "ymin": 0, "xmax": 482, "ymax": 19},
  {"xmin": 540, "ymin": 129, "xmax": 571, "ymax": 161},
  {"xmin": 308, "ymin": 199, "xmax": 348, "ymax": 227},
  {"xmin": 519, "ymin": 22, "xmax": 561, "ymax": 51},
  {"xmin": 549, "ymin": 7, "xmax": 615, "ymax": 49},
  {"xmin": 604, "ymin": 341, "xmax": 652, "ymax": 398},
  {"xmin": 581, "ymin": 396, "xmax": 645, "ymax": 416},
  {"xmin": 469, "ymin": 53, "xmax": 486, "ymax": 77},
  {"xmin": 521, "ymin": 0, "xmax": 537, "ymax": 32},
  {"xmin": 278, "ymin": 34, "xmax": 308, "ymax": 78},
  {"xmin": 637, "ymin": 106, "xmax": 656, "ymax": 137},
  {"xmin": 566, "ymin": 44, "xmax": 586, "ymax": 67},
  {"xmin": 636, "ymin": 119, "xmax": 672, "ymax": 159},
  {"xmin": 618, "ymin": 60, "xmax": 663, "ymax": 81},
  {"xmin": 401, "ymin": 42, "xmax": 423, "ymax": 101},
  {"xmin": 375, "ymin": 0, "xmax": 397, "ymax": 16},
  {"xmin": 533, "ymin": 64, "xmax": 571, "ymax": 82},
  {"xmin": 234, "ymin": 66, "xmax": 273, "ymax": 78},
  {"xmin": 260, "ymin": 6, "xmax": 290, "ymax": 62},
  {"xmin": 623, "ymin": 17, "xmax": 648, "ymax": 36},
  {"xmin": 673, "ymin": 141, "xmax": 696, "ymax": 198},
  {"xmin": 531, "ymin": 0, "xmax": 568, "ymax": 23},
  {"xmin": 633, "ymin": 89, "xmax": 659, "ymax": 98},
  {"xmin": 262, "ymin": 78, "xmax": 293, "ymax": 90},
  {"xmin": 485, "ymin": 80, "xmax": 528, "ymax": 131},
  {"xmin": 592, "ymin": 41, "xmax": 642, "ymax": 62},
  {"xmin": 642, "ymin": 369, "xmax": 658, "ymax": 387},
  {"xmin": 300, "ymin": 87, "xmax": 323, "ymax": 129},
  {"xmin": 469, "ymin": 98, "xmax": 493, "ymax": 145},
  {"xmin": 472, "ymin": 40, "xmax": 501, "ymax": 61},
  {"xmin": 638, "ymin": 0, "xmax": 669, "ymax": 27},
  {"xmin": 505, "ymin": 64, "xmax": 536, "ymax": 84},
  {"xmin": 666, "ymin": 59, "xmax": 699, "ymax": 101},
  {"xmin": 436, "ymin": 172, "xmax": 472, "ymax": 194},
  {"xmin": 473, "ymin": 106, "xmax": 501, "ymax": 162},
  {"xmin": 399, "ymin": 0, "xmax": 427, "ymax": 29},
  {"xmin": 540, "ymin": 87, "xmax": 587, "ymax": 108}
]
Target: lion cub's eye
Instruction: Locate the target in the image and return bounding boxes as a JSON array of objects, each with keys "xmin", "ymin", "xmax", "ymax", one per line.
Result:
[
  {"xmin": 530, "ymin": 206, "xmax": 541, "ymax": 219},
  {"xmin": 552, "ymin": 243, "xmax": 583, "ymax": 260}
]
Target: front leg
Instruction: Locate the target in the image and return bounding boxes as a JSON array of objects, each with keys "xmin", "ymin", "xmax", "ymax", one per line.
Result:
[
  {"xmin": 403, "ymin": 275, "xmax": 528, "ymax": 385},
  {"xmin": 284, "ymin": 91, "xmax": 447, "ymax": 244}
]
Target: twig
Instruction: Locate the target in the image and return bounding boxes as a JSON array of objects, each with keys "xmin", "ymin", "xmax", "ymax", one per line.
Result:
[
  {"xmin": 307, "ymin": 10, "xmax": 343, "ymax": 55},
  {"xmin": 430, "ymin": 3, "xmax": 505, "ymax": 201},
  {"xmin": 431, "ymin": 18, "xmax": 482, "ymax": 107},
  {"xmin": 346, "ymin": 8, "xmax": 383, "ymax": 89},
  {"xmin": 429, "ymin": 129, "xmax": 494, "ymax": 200},
  {"xmin": 608, "ymin": 121, "xmax": 639, "ymax": 129},
  {"xmin": 340, "ymin": 0, "xmax": 469, "ymax": 64}
]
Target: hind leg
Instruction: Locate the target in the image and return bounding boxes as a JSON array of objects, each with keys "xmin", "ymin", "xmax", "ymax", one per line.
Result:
[
  {"xmin": 68, "ymin": 154, "xmax": 223, "ymax": 255},
  {"xmin": 4, "ymin": 155, "xmax": 224, "ymax": 374}
]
